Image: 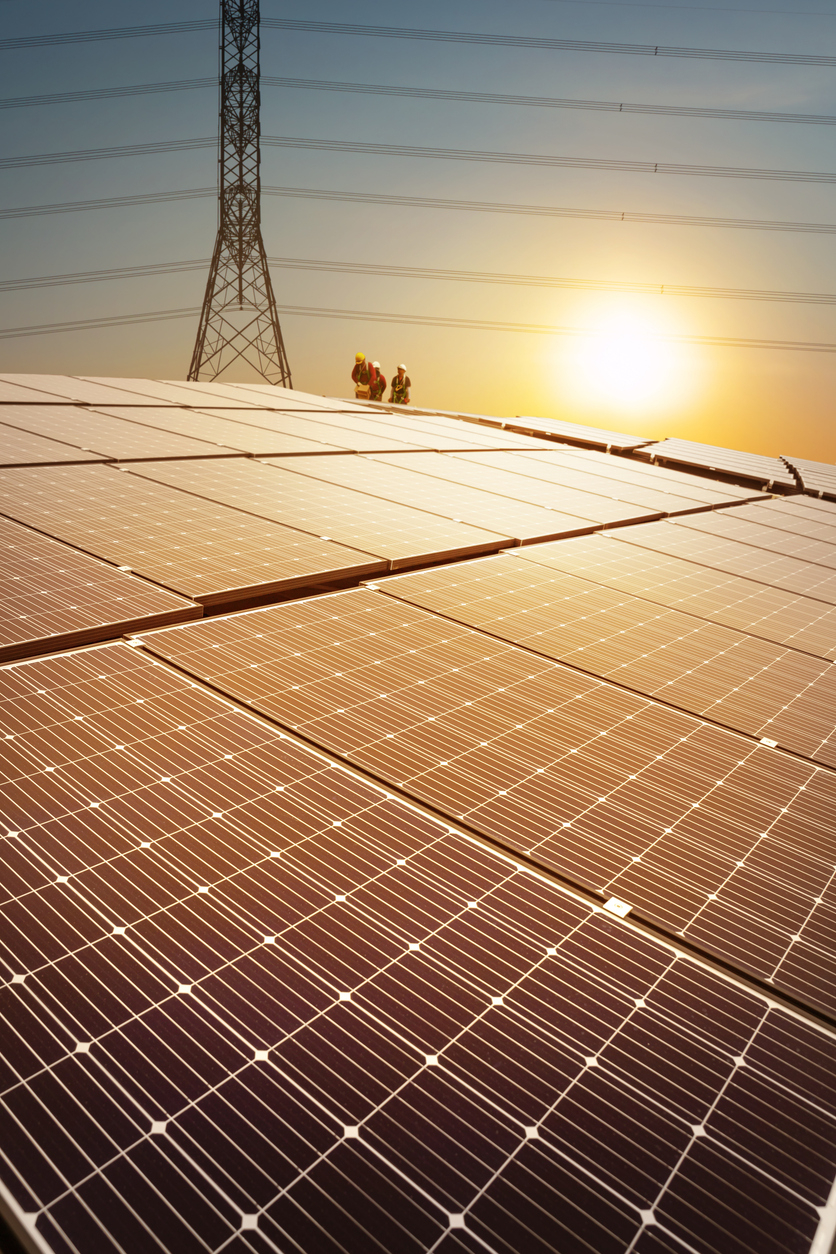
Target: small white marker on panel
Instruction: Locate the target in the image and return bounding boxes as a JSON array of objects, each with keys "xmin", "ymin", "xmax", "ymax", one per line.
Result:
[{"xmin": 603, "ymin": 897, "xmax": 631, "ymax": 918}]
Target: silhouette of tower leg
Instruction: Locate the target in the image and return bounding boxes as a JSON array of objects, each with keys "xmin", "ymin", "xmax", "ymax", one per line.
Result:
[{"xmin": 189, "ymin": 0, "xmax": 291, "ymax": 385}]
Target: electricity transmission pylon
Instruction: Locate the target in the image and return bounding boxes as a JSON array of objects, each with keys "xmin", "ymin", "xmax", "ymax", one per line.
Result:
[{"xmin": 188, "ymin": 0, "xmax": 291, "ymax": 385}]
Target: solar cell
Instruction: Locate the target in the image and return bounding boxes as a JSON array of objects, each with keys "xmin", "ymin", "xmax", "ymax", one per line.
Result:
[
  {"xmin": 0, "ymin": 423, "xmax": 105, "ymax": 469},
  {"xmin": 368, "ymin": 452, "xmax": 664, "ymax": 526},
  {"xmin": 673, "ymin": 510, "xmax": 836, "ymax": 571},
  {"xmin": 1, "ymin": 641, "xmax": 834, "ymax": 1254},
  {"xmin": 195, "ymin": 408, "xmax": 426, "ymax": 453},
  {"xmin": 122, "ymin": 458, "xmax": 509, "ymax": 569},
  {"xmin": 500, "ymin": 416, "xmax": 652, "ymax": 452},
  {"xmin": 603, "ymin": 521, "xmax": 836, "ymax": 604},
  {"xmin": 0, "ymin": 465, "xmax": 385, "ymax": 605},
  {"xmin": 731, "ymin": 498, "xmax": 836, "ymax": 543},
  {"xmin": 503, "ymin": 448, "xmax": 768, "ymax": 508},
  {"xmin": 508, "ymin": 532, "xmax": 836, "ymax": 660},
  {"xmin": 0, "ymin": 406, "xmax": 243, "ymax": 462},
  {"xmin": 133, "ymin": 589, "xmax": 836, "ymax": 1015},
  {"xmin": 343, "ymin": 412, "xmax": 563, "ymax": 453},
  {"xmin": 0, "ymin": 379, "xmax": 86, "ymax": 405},
  {"xmin": 0, "ymin": 516, "xmax": 199, "ymax": 661},
  {"xmin": 368, "ymin": 552, "xmax": 836, "ymax": 768},
  {"xmin": 261, "ymin": 454, "xmax": 601, "ymax": 544},
  {"xmin": 79, "ymin": 377, "xmax": 265, "ymax": 407},
  {"xmin": 638, "ymin": 439, "xmax": 796, "ymax": 490}
]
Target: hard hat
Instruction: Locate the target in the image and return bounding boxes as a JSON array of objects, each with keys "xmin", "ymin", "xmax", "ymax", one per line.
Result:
[
  {"xmin": 398, "ymin": 363, "xmax": 406, "ymax": 370},
  {"xmin": 355, "ymin": 351, "xmax": 365, "ymax": 361},
  {"xmin": 372, "ymin": 361, "xmax": 380, "ymax": 368}
]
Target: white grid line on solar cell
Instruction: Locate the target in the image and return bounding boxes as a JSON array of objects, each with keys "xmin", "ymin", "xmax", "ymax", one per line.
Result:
[
  {"xmin": 369, "ymin": 553, "xmax": 836, "ymax": 769},
  {"xmin": 672, "ymin": 512, "xmax": 836, "ymax": 571},
  {"xmin": 605, "ymin": 522, "xmax": 836, "ymax": 605},
  {"xmin": 92, "ymin": 406, "xmax": 348, "ymax": 456},
  {"xmin": 123, "ymin": 458, "xmax": 509, "ymax": 569},
  {"xmin": 214, "ymin": 381, "xmax": 384, "ymax": 411},
  {"xmin": 0, "ymin": 422, "xmax": 105, "ymax": 469},
  {"xmin": 368, "ymin": 453, "xmax": 664, "ymax": 527},
  {"xmin": 0, "ymin": 406, "xmax": 243, "ymax": 462},
  {"xmin": 134, "ymin": 589, "xmax": 836, "ymax": 1017},
  {"xmin": 0, "ymin": 379, "xmax": 86, "ymax": 405},
  {"xmin": 262, "ymin": 455, "xmax": 601, "ymax": 545},
  {"xmin": 507, "ymin": 532, "xmax": 836, "ymax": 661},
  {"xmin": 325, "ymin": 410, "xmax": 561, "ymax": 453},
  {"xmin": 0, "ymin": 464, "xmax": 385, "ymax": 604},
  {"xmin": 0, "ymin": 376, "xmax": 169, "ymax": 407},
  {"xmin": 0, "ymin": 642, "xmax": 834, "ymax": 1254},
  {"xmin": 455, "ymin": 450, "xmax": 767, "ymax": 516},
  {"xmin": 515, "ymin": 448, "xmax": 768, "ymax": 507},
  {"xmin": 78, "ymin": 377, "xmax": 265, "ymax": 408},
  {"xmin": 639, "ymin": 440, "xmax": 796, "ymax": 489},
  {"xmin": 0, "ymin": 516, "xmax": 199, "ymax": 663},
  {"xmin": 763, "ymin": 495, "xmax": 836, "ymax": 522},
  {"xmin": 503, "ymin": 417, "xmax": 651, "ymax": 452}
]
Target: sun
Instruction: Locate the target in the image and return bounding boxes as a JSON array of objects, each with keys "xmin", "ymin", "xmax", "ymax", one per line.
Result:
[{"xmin": 559, "ymin": 303, "xmax": 699, "ymax": 415}]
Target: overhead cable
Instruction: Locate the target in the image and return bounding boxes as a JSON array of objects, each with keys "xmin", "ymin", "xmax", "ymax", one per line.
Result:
[
  {"xmin": 3, "ymin": 184, "xmax": 833, "ymax": 236},
  {"xmin": 2, "ymin": 304, "xmax": 834, "ymax": 353},
  {"xmin": 261, "ymin": 17, "xmax": 836, "ymax": 65},
  {"xmin": 0, "ymin": 138, "xmax": 214, "ymax": 170},
  {"xmin": 1, "ymin": 17, "xmax": 832, "ymax": 65},
  {"xmin": 263, "ymin": 135, "xmax": 836, "ymax": 184},
  {"xmin": 3, "ymin": 255, "xmax": 834, "ymax": 307},
  {"xmin": 2, "ymin": 74, "xmax": 832, "ymax": 127},
  {"xmin": 0, "ymin": 78, "xmax": 215, "ymax": 109},
  {"xmin": 261, "ymin": 76, "xmax": 836, "ymax": 127}
]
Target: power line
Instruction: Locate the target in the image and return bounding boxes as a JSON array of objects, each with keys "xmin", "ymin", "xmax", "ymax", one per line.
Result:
[
  {"xmin": 261, "ymin": 17, "xmax": 836, "ymax": 65},
  {"xmin": 2, "ymin": 184, "xmax": 833, "ymax": 236},
  {"xmin": 0, "ymin": 16, "xmax": 832, "ymax": 64},
  {"xmin": 1, "ymin": 302, "xmax": 834, "ymax": 352},
  {"xmin": 260, "ymin": 77, "xmax": 836, "ymax": 127},
  {"xmin": 263, "ymin": 135, "xmax": 836, "ymax": 184},
  {"xmin": 4, "ymin": 73, "xmax": 832, "ymax": 127},
  {"xmin": 0, "ymin": 188, "xmax": 216, "ymax": 220},
  {"xmin": 0, "ymin": 78, "xmax": 215, "ymax": 109},
  {"xmin": 4, "ymin": 254, "xmax": 834, "ymax": 307},
  {"xmin": 0, "ymin": 138, "xmax": 214, "ymax": 170}
]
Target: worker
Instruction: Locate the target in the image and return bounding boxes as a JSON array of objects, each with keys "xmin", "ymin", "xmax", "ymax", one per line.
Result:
[
  {"xmin": 389, "ymin": 363, "xmax": 411, "ymax": 405},
  {"xmin": 369, "ymin": 362, "xmax": 386, "ymax": 402},
  {"xmin": 351, "ymin": 352, "xmax": 377, "ymax": 401}
]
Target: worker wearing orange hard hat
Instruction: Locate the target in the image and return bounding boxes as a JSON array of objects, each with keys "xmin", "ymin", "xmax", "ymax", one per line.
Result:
[
  {"xmin": 351, "ymin": 351, "xmax": 377, "ymax": 401},
  {"xmin": 389, "ymin": 364, "xmax": 411, "ymax": 405},
  {"xmin": 369, "ymin": 361, "xmax": 386, "ymax": 402}
]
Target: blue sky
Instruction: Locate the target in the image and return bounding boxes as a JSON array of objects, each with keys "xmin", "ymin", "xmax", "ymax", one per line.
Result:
[{"xmin": 0, "ymin": 0, "xmax": 834, "ymax": 456}]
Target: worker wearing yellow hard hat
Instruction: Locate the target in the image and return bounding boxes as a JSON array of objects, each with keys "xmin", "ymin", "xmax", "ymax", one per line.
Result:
[{"xmin": 351, "ymin": 351, "xmax": 377, "ymax": 401}]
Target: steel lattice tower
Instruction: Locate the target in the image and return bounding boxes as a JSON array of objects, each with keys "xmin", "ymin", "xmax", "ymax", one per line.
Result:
[{"xmin": 188, "ymin": 0, "xmax": 291, "ymax": 385}]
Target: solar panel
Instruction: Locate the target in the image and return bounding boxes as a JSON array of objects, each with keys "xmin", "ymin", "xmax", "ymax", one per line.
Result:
[
  {"xmin": 0, "ymin": 378, "xmax": 89, "ymax": 405},
  {"xmin": 781, "ymin": 454, "xmax": 836, "ymax": 501},
  {"xmin": 673, "ymin": 511, "xmax": 836, "ymax": 571},
  {"xmin": 507, "ymin": 532, "xmax": 836, "ymax": 660},
  {"xmin": 503, "ymin": 448, "xmax": 768, "ymax": 509},
  {"xmin": 366, "ymin": 552, "xmax": 836, "ymax": 768},
  {"xmin": 0, "ymin": 515, "xmax": 199, "ymax": 661},
  {"xmin": 1, "ymin": 641, "xmax": 834, "ymax": 1254},
  {"xmin": 0, "ymin": 406, "xmax": 243, "ymax": 462},
  {"xmin": 501, "ymin": 416, "xmax": 652, "ymax": 452},
  {"xmin": 121, "ymin": 458, "xmax": 509, "ymax": 569},
  {"xmin": 79, "ymin": 377, "xmax": 265, "ymax": 407},
  {"xmin": 196, "ymin": 408, "xmax": 426, "ymax": 453},
  {"xmin": 0, "ymin": 465, "xmax": 385, "ymax": 605},
  {"xmin": 733, "ymin": 497, "xmax": 836, "ymax": 542},
  {"xmin": 93, "ymin": 405, "xmax": 349, "ymax": 456},
  {"xmin": 638, "ymin": 439, "xmax": 796, "ymax": 490},
  {"xmin": 343, "ymin": 411, "xmax": 563, "ymax": 453},
  {"xmin": 133, "ymin": 589, "xmax": 836, "ymax": 1016},
  {"xmin": 602, "ymin": 521, "xmax": 836, "ymax": 604},
  {"xmin": 368, "ymin": 452, "xmax": 665, "ymax": 526},
  {"xmin": 0, "ymin": 422, "xmax": 105, "ymax": 469},
  {"xmin": 260, "ymin": 455, "xmax": 601, "ymax": 545},
  {"xmin": 0, "ymin": 375, "xmax": 169, "ymax": 406}
]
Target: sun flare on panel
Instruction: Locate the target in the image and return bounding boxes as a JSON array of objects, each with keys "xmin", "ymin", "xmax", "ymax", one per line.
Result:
[{"xmin": 559, "ymin": 301, "xmax": 701, "ymax": 416}]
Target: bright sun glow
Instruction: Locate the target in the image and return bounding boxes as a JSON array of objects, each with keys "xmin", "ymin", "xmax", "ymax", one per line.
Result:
[{"xmin": 559, "ymin": 303, "xmax": 700, "ymax": 416}]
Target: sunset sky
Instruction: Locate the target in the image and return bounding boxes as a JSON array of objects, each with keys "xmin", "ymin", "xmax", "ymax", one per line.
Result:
[{"xmin": 1, "ymin": 0, "xmax": 834, "ymax": 459}]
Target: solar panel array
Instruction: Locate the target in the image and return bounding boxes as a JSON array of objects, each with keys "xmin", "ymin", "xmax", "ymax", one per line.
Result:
[{"xmin": 0, "ymin": 374, "xmax": 834, "ymax": 1254}]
